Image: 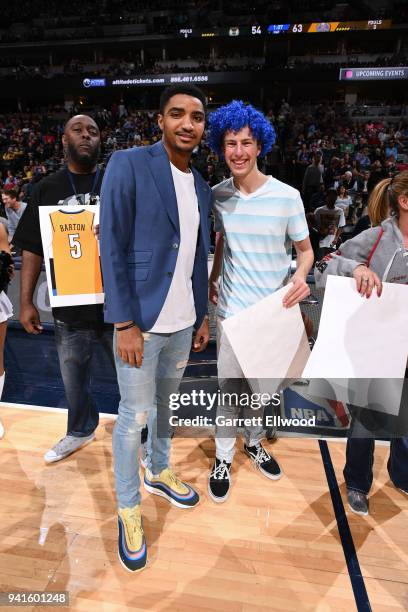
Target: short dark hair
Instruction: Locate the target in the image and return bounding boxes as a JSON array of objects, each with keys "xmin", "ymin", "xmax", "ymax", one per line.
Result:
[
  {"xmin": 326, "ymin": 188, "xmax": 338, "ymax": 206},
  {"xmin": 3, "ymin": 189, "xmax": 18, "ymax": 199},
  {"xmin": 159, "ymin": 85, "xmax": 207, "ymax": 115}
]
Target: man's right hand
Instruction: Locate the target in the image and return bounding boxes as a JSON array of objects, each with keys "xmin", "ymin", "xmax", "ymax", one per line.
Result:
[
  {"xmin": 20, "ymin": 303, "xmax": 43, "ymax": 334},
  {"xmin": 116, "ymin": 324, "xmax": 144, "ymax": 367}
]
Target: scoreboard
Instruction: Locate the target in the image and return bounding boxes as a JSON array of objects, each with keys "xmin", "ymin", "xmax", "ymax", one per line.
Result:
[
  {"xmin": 267, "ymin": 20, "xmax": 392, "ymax": 35},
  {"xmin": 178, "ymin": 20, "xmax": 393, "ymax": 38}
]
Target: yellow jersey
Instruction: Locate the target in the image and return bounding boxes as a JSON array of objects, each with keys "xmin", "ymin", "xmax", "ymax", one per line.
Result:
[{"xmin": 50, "ymin": 209, "xmax": 103, "ymax": 296}]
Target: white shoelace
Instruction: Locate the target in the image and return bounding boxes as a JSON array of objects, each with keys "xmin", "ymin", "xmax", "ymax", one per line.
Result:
[
  {"xmin": 212, "ymin": 461, "xmax": 230, "ymax": 480},
  {"xmin": 252, "ymin": 445, "xmax": 271, "ymax": 466}
]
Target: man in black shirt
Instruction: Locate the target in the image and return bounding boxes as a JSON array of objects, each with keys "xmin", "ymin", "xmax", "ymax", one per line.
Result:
[{"xmin": 14, "ymin": 115, "xmax": 114, "ymax": 463}]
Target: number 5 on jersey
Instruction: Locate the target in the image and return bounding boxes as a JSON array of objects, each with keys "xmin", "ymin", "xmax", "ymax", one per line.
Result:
[{"xmin": 68, "ymin": 233, "xmax": 82, "ymax": 259}]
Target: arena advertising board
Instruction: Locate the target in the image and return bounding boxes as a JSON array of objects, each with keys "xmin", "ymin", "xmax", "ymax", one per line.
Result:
[
  {"xmin": 339, "ymin": 67, "xmax": 408, "ymax": 81},
  {"xmin": 83, "ymin": 72, "xmax": 253, "ymax": 88}
]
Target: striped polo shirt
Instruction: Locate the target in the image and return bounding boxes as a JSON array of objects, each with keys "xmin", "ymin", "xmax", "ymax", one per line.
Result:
[{"xmin": 213, "ymin": 176, "xmax": 308, "ymax": 319}]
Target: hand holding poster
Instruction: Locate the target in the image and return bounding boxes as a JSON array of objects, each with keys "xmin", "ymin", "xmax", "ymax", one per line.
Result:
[
  {"xmin": 221, "ymin": 285, "xmax": 311, "ymax": 384},
  {"xmin": 302, "ymin": 276, "xmax": 408, "ymax": 414}
]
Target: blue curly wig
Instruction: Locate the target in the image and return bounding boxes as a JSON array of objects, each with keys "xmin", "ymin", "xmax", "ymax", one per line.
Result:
[{"xmin": 208, "ymin": 100, "xmax": 276, "ymax": 158}]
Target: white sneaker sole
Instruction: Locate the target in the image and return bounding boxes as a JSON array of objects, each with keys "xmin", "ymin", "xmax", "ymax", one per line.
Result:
[
  {"xmin": 44, "ymin": 435, "xmax": 95, "ymax": 464},
  {"xmin": 117, "ymin": 550, "xmax": 147, "ymax": 573},
  {"xmin": 258, "ymin": 466, "xmax": 283, "ymax": 481},
  {"xmin": 348, "ymin": 503, "xmax": 369, "ymax": 517},
  {"xmin": 143, "ymin": 482, "xmax": 199, "ymax": 509},
  {"xmin": 207, "ymin": 480, "xmax": 231, "ymax": 503}
]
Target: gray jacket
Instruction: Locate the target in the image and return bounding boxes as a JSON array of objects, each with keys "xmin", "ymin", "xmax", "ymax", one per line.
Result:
[{"xmin": 315, "ymin": 216, "xmax": 408, "ymax": 286}]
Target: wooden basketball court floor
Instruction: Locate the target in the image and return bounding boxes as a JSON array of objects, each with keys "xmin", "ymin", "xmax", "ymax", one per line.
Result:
[{"xmin": 1, "ymin": 404, "xmax": 408, "ymax": 611}]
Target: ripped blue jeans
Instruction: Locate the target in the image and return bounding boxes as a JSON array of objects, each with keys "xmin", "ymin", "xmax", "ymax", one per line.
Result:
[{"xmin": 113, "ymin": 326, "xmax": 193, "ymax": 508}]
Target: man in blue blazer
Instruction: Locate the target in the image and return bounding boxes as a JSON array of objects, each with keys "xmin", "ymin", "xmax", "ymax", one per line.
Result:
[{"xmin": 100, "ymin": 85, "xmax": 211, "ymax": 572}]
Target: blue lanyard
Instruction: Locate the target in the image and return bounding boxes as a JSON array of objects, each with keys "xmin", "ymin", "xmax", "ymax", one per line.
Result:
[{"xmin": 65, "ymin": 166, "xmax": 100, "ymax": 204}]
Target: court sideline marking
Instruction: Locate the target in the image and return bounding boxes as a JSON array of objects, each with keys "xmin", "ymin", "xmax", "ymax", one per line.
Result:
[{"xmin": 319, "ymin": 439, "xmax": 372, "ymax": 612}]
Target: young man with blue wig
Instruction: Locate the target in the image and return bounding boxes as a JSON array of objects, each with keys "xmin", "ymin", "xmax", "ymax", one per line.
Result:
[{"xmin": 207, "ymin": 100, "xmax": 314, "ymax": 502}]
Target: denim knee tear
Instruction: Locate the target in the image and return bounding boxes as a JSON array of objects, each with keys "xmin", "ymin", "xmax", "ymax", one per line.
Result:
[{"xmin": 135, "ymin": 411, "xmax": 148, "ymax": 427}]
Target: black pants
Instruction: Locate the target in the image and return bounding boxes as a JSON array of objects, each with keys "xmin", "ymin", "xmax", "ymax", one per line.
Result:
[
  {"xmin": 344, "ymin": 434, "xmax": 408, "ymax": 495},
  {"xmin": 344, "ymin": 376, "xmax": 408, "ymax": 494}
]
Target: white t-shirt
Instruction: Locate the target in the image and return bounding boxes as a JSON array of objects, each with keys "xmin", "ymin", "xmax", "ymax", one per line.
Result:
[
  {"xmin": 6, "ymin": 201, "xmax": 27, "ymax": 240},
  {"xmin": 213, "ymin": 176, "xmax": 309, "ymax": 318},
  {"xmin": 335, "ymin": 195, "xmax": 352, "ymax": 212},
  {"xmin": 314, "ymin": 204, "xmax": 346, "ymax": 248},
  {"xmin": 150, "ymin": 163, "xmax": 200, "ymax": 333}
]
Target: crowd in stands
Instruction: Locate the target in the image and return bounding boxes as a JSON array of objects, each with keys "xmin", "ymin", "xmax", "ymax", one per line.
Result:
[
  {"xmin": 0, "ymin": 56, "xmax": 265, "ymax": 80},
  {"xmin": 0, "ymin": 106, "xmax": 164, "ymax": 211},
  {"xmin": 271, "ymin": 99, "xmax": 408, "ymax": 256},
  {"xmin": 1, "ymin": 51, "xmax": 406, "ymax": 81},
  {"xmin": 1, "ymin": 98, "xmax": 407, "ymax": 256},
  {"xmin": 287, "ymin": 53, "xmax": 408, "ymax": 71},
  {"xmin": 150, "ymin": 57, "xmax": 265, "ymax": 74},
  {"xmin": 2, "ymin": 0, "xmax": 194, "ymax": 26}
]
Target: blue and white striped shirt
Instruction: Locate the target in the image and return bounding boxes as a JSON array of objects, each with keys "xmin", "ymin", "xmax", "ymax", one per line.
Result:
[{"xmin": 213, "ymin": 176, "xmax": 308, "ymax": 319}]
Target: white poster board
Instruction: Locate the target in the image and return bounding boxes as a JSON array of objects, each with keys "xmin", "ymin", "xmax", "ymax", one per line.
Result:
[
  {"xmin": 222, "ymin": 285, "xmax": 311, "ymax": 394},
  {"xmin": 39, "ymin": 201, "xmax": 104, "ymax": 308},
  {"xmin": 302, "ymin": 276, "xmax": 408, "ymax": 413}
]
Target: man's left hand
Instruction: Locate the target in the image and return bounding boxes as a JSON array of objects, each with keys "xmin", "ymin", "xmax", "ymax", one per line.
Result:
[
  {"xmin": 192, "ymin": 316, "xmax": 210, "ymax": 352},
  {"xmin": 282, "ymin": 276, "xmax": 310, "ymax": 308}
]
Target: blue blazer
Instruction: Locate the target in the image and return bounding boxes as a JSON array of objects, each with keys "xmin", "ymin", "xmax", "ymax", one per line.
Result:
[{"xmin": 100, "ymin": 140, "xmax": 212, "ymax": 330}]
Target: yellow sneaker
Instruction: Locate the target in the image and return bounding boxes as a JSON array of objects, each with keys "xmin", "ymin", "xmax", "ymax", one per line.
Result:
[
  {"xmin": 118, "ymin": 505, "xmax": 147, "ymax": 572},
  {"xmin": 144, "ymin": 467, "xmax": 199, "ymax": 508}
]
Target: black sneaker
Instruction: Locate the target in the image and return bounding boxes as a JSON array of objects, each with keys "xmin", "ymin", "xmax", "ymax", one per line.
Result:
[
  {"xmin": 244, "ymin": 443, "xmax": 282, "ymax": 480},
  {"xmin": 208, "ymin": 458, "xmax": 231, "ymax": 503},
  {"xmin": 347, "ymin": 489, "xmax": 369, "ymax": 516}
]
